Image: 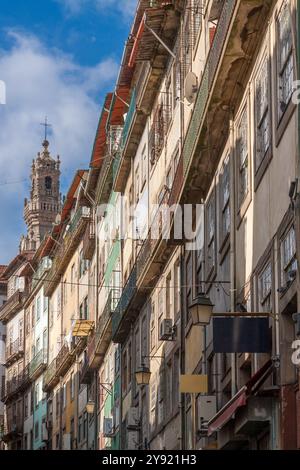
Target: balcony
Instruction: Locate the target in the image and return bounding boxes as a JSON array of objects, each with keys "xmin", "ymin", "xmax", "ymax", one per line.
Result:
[
  {"xmin": 79, "ymin": 353, "xmax": 94, "ymax": 385},
  {"xmin": 175, "ymin": 0, "xmax": 273, "ymax": 206},
  {"xmin": 31, "ymin": 256, "xmax": 52, "ymax": 290},
  {"xmin": 44, "ymin": 206, "xmax": 91, "ymax": 296},
  {"xmin": 1, "ymin": 416, "xmax": 23, "ymax": 443},
  {"xmin": 113, "ymin": 2, "xmax": 181, "ymax": 193},
  {"xmin": 136, "ymin": 186, "xmax": 179, "ymax": 289},
  {"xmin": 43, "ymin": 357, "xmax": 59, "ymax": 392},
  {"xmin": 3, "ymin": 366, "xmax": 30, "ymax": 404},
  {"xmin": 82, "ymin": 221, "xmax": 96, "ymax": 261},
  {"xmin": 0, "ymin": 289, "xmax": 26, "ymax": 324},
  {"xmin": 29, "ymin": 348, "xmax": 47, "ymax": 381},
  {"xmin": 95, "ymin": 153, "xmax": 114, "ymax": 205},
  {"xmin": 5, "ymin": 338, "xmax": 24, "ymax": 367},
  {"xmin": 111, "ymin": 266, "xmax": 146, "ymax": 343},
  {"xmin": 55, "ymin": 343, "xmax": 74, "ymax": 378}
]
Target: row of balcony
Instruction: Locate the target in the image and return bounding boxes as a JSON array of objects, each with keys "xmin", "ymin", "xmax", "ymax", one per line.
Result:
[
  {"xmin": 1, "ymin": 365, "xmax": 30, "ymax": 404},
  {"xmin": 80, "ymin": 290, "xmax": 120, "ymax": 383},
  {"xmin": 44, "ymin": 206, "xmax": 91, "ymax": 296},
  {"xmin": 43, "ymin": 337, "xmax": 86, "ymax": 392},
  {"xmin": 113, "ymin": 3, "xmax": 181, "ymax": 193},
  {"xmin": 5, "ymin": 338, "xmax": 24, "ymax": 366},
  {"xmin": 0, "ymin": 289, "xmax": 27, "ymax": 324},
  {"xmin": 29, "ymin": 348, "xmax": 47, "ymax": 382},
  {"xmin": 31, "ymin": 256, "xmax": 52, "ymax": 290}
]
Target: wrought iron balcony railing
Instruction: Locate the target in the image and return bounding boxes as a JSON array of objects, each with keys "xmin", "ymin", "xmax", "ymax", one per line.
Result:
[
  {"xmin": 182, "ymin": 0, "xmax": 236, "ymax": 176},
  {"xmin": 112, "ymin": 266, "xmax": 137, "ymax": 340},
  {"xmin": 43, "ymin": 357, "xmax": 58, "ymax": 392},
  {"xmin": 44, "ymin": 206, "xmax": 91, "ymax": 296},
  {"xmin": 82, "ymin": 220, "xmax": 96, "ymax": 261},
  {"xmin": 0, "ymin": 289, "xmax": 26, "ymax": 323},
  {"xmin": 31, "ymin": 256, "xmax": 52, "ymax": 289},
  {"xmin": 5, "ymin": 337, "xmax": 23, "ymax": 365},
  {"xmin": 29, "ymin": 348, "xmax": 47, "ymax": 380}
]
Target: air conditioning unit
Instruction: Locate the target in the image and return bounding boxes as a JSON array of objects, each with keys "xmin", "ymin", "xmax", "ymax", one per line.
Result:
[
  {"xmin": 159, "ymin": 318, "xmax": 174, "ymax": 341},
  {"xmin": 197, "ymin": 396, "xmax": 217, "ymax": 432},
  {"xmin": 62, "ymin": 433, "xmax": 71, "ymax": 450},
  {"xmin": 103, "ymin": 417, "xmax": 114, "ymax": 437}
]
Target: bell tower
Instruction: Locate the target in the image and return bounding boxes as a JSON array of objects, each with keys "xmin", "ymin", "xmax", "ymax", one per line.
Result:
[{"xmin": 20, "ymin": 139, "xmax": 61, "ymax": 252}]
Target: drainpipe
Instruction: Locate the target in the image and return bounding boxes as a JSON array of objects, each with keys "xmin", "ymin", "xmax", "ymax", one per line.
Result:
[
  {"xmin": 179, "ymin": 246, "xmax": 185, "ymax": 450},
  {"xmin": 296, "ymin": 0, "xmax": 300, "ymax": 296},
  {"xmin": 94, "ymin": 206, "xmax": 99, "ymax": 450},
  {"xmin": 229, "ymin": 117, "xmax": 237, "ymax": 397}
]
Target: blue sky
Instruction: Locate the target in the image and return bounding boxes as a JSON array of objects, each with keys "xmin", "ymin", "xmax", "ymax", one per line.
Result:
[{"xmin": 0, "ymin": 0, "xmax": 136, "ymax": 264}]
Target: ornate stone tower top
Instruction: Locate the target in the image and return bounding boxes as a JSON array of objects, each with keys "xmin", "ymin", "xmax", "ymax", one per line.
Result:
[{"xmin": 20, "ymin": 139, "xmax": 62, "ymax": 252}]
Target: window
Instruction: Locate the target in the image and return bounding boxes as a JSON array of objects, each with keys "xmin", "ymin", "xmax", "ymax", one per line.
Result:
[
  {"xmin": 79, "ymin": 250, "xmax": 89, "ymax": 278},
  {"xmin": 122, "ymin": 350, "xmax": 128, "ymax": 394},
  {"xmin": 25, "ymin": 310, "xmax": 30, "ymax": 336},
  {"xmin": 78, "ymin": 416, "xmax": 82, "ymax": 443},
  {"xmin": 24, "ymin": 394, "xmax": 28, "ymax": 419},
  {"xmin": 237, "ymin": 107, "xmax": 249, "ymax": 206},
  {"xmin": 165, "ymin": 362, "xmax": 172, "ymax": 419},
  {"xmin": 45, "ymin": 176, "xmax": 52, "ymax": 194},
  {"xmin": 206, "ymin": 194, "xmax": 216, "ymax": 276},
  {"xmin": 134, "ymin": 327, "xmax": 140, "ymax": 372},
  {"xmin": 63, "ymin": 383, "xmax": 67, "ymax": 408},
  {"xmin": 174, "ymin": 260, "xmax": 181, "ymax": 316},
  {"xmin": 255, "ymin": 56, "xmax": 270, "ymax": 170},
  {"xmin": 83, "ymin": 412, "xmax": 87, "ymax": 440},
  {"xmin": 186, "ymin": 254, "xmax": 193, "ymax": 324},
  {"xmin": 36, "ymin": 296, "xmax": 41, "ymax": 322},
  {"xmin": 36, "ymin": 337, "xmax": 40, "ymax": 353},
  {"xmin": 80, "ymin": 297, "xmax": 88, "ymax": 320},
  {"xmin": 34, "ymin": 421, "xmax": 39, "ymax": 440},
  {"xmin": 166, "ymin": 273, "xmax": 172, "ymax": 319},
  {"xmin": 150, "ymin": 301, "xmax": 156, "ymax": 351},
  {"xmin": 183, "ymin": 10, "xmax": 192, "ymax": 79},
  {"xmin": 173, "ymin": 351, "xmax": 180, "ymax": 409},
  {"xmin": 173, "ymin": 39, "xmax": 181, "ymax": 108},
  {"xmin": 135, "ymin": 165, "xmax": 140, "ymax": 204},
  {"xmin": 35, "ymin": 383, "xmax": 39, "ymax": 409},
  {"xmin": 281, "ymin": 225, "xmax": 297, "ymax": 287},
  {"xmin": 71, "ymin": 264, "xmax": 75, "ymax": 292},
  {"xmin": 277, "ymin": 4, "xmax": 294, "ymax": 120},
  {"xmin": 141, "ymin": 144, "xmax": 147, "ymax": 188},
  {"xmin": 165, "ymin": 75, "xmax": 172, "ymax": 130},
  {"xmin": 193, "ymin": 0, "xmax": 203, "ymax": 47},
  {"xmin": 258, "ymin": 262, "xmax": 272, "ymax": 312},
  {"xmin": 220, "ymin": 155, "xmax": 230, "ymax": 243},
  {"xmin": 63, "ymin": 279, "xmax": 67, "ymax": 305},
  {"xmin": 70, "ymin": 372, "xmax": 75, "ymax": 401},
  {"xmin": 166, "ymin": 166, "xmax": 173, "ymax": 191}
]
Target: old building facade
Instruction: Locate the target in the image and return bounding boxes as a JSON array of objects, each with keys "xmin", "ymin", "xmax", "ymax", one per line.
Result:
[{"xmin": 1, "ymin": 0, "xmax": 300, "ymax": 451}]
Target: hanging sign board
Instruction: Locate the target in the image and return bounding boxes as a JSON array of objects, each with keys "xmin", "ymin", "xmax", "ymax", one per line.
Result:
[
  {"xmin": 213, "ymin": 316, "xmax": 270, "ymax": 353},
  {"xmin": 179, "ymin": 374, "xmax": 208, "ymax": 393}
]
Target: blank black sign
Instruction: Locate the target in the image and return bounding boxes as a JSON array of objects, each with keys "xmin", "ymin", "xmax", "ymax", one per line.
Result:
[{"xmin": 213, "ymin": 317, "xmax": 270, "ymax": 353}]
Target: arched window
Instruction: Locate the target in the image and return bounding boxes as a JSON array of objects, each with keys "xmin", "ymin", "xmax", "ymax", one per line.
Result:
[{"xmin": 45, "ymin": 176, "xmax": 52, "ymax": 194}]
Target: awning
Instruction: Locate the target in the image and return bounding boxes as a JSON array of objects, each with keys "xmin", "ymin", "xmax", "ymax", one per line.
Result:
[
  {"xmin": 208, "ymin": 359, "xmax": 273, "ymax": 436},
  {"xmin": 72, "ymin": 320, "xmax": 95, "ymax": 337},
  {"xmin": 208, "ymin": 387, "xmax": 247, "ymax": 435}
]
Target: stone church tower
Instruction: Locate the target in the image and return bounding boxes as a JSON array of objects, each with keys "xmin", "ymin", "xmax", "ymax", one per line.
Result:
[{"xmin": 20, "ymin": 139, "xmax": 61, "ymax": 252}]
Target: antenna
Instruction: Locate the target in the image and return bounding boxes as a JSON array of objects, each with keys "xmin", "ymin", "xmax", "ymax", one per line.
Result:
[{"xmin": 184, "ymin": 72, "xmax": 199, "ymax": 104}]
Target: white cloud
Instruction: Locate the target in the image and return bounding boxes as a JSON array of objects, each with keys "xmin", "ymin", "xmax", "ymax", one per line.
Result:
[
  {"xmin": 57, "ymin": 0, "xmax": 137, "ymax": 18},
  {"xmin": 0, "ymin": 30, "xmax": 118, "ymax": 263}
]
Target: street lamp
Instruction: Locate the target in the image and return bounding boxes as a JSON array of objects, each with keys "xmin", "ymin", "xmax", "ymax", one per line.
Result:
[
  {"xmin": 135, "ymin": 355, "xmax": 164, "ymax": 386},
  {"xmin": 189, "ymin": 295, "xmax": 214, "ymax": 326},
  {"xmin": 86, "ymin": 400, "xmax": 95, "ymax": 414},
  {"xmin": 135, "ymin": 365, "xmax": 151, "ymax": 386}
]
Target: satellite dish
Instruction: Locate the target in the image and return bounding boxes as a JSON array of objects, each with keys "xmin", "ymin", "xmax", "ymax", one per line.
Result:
[
  {"xmin": 55, "ymin": 213, "xmax": 61, "ymax": 225},
  {"xmin": 184, "ymin": 71, "xmax": 198, "ymax": 104}
]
